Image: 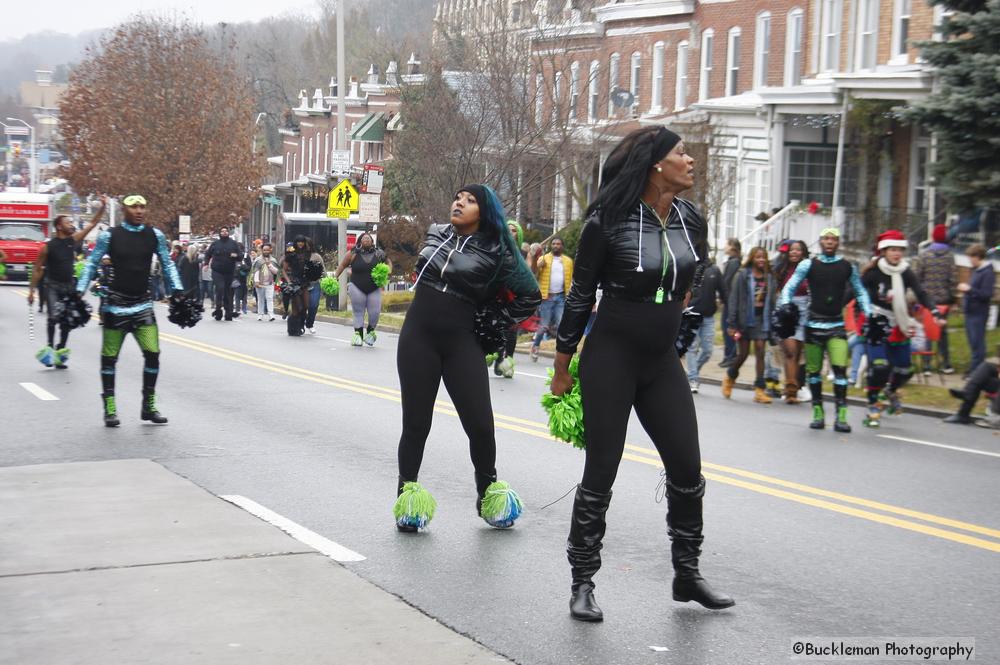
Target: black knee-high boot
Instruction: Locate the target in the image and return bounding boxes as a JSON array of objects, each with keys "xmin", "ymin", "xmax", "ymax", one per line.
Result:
[
  {"xmin": 140, "ymin": 351, "xmax": 167, "ymax": 424},
  {"xmin": 567, "ymin": 485, "xmax": 612, "ymax": 621},
  {"xmin": 667, "ymin": 476, "xmax": 734, "ymax": 610},
  {"xmin": 100, "ymin": 356, "xmax": 119, "ymax": 428}
]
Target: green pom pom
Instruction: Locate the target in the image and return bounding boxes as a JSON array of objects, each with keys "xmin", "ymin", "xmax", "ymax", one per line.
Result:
[
  {"xmin": 485, "ymin": 352, "xmax": 499, "ymax": 365},
  {"xmin": 393, "ymin": 481, "xmax": 436, "ymax": 529},
  {"xmin": 0, "ymin": 263, "xmax": 7, "ymax": 277},
  {"xmin": 320, "ymin": 275, "xmax": 340, "ymax": 296},
  {"xmin": 479, "ymin": 480, "xmax": 523, "ymax": 528},
  {"xmin": 541, "ymin": 356, "xmax": 586, "ymax": 449},
  {"xmin": 73, "ymin": 260, "xmax": 85, "ymax": 279},
  {"xmin": 371, "ymin": 262, "xmax": 390, "ymax": 288}
]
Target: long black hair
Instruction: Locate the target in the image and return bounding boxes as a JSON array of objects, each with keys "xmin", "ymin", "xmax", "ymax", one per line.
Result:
[{"xmin": 585, "ymin": 125, "xmax": 681, "ymax": 225}]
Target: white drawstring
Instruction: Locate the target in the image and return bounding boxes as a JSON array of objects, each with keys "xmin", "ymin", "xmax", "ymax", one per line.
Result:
[
  {"xmin": 672, "ymin": 201, "xmax": 700, "ymax": 261},
  {"xmin": 410, "ymin": 230, "xmax": 455, "ymax": 290},
  {"xmin": 635, "ymin": 204, "xmax": 644, "ymax": 272}
]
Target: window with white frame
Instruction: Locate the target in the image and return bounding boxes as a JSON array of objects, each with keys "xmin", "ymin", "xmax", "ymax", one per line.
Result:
[
  {"xmin": 651, "ymin": 41, "xmax": 665, "ymax": 112},
  {"xmin": 785, "ymin": 9, "xmax": 804, "ymax": 85},
  {"xmin": 820, "ymin": 0, "xmax": 842, "ymax": 73},
  {"xmin": 722, "ymin": 162, "xmax": 738, "ymax": 240},
  {"xmin": 286, "ymin": 152, "xmax": 292, "ymax": 181},
  {"xmin": 299, "ymin": 137, "xmax": 305, "ymax": 175},
  {"xmin": 743, "ymin": 164, "xmax": 770, "ymax": 233},
  {"xmin": 912, "ymin": 144, "xmax": 929, "ymax": 211},
  {"xmin": 787, "ymin": 147, "xmax": 841, "ymax": 207},
  {"xmin": 699, "ymin": 29, "xmax": 714, "ymax": 101},
  {"xmin": 588, "ymin": 60, "xmax": 600, "ymax": 122},
  {"xmin": 629, "ymin": 51, "xmax": 641, "ymax": 107},
  {"xmin": 726, "ymin": 28, "xmax": 741, "ymax": 96},
  {"xmin": 856, "ymin": 0, "xmax": 879, "ymax": 71},
  {"xmin": 554, "ymin": 71, "xmax": 563, "ymax": 121},
  {"xmin": 893, "ymin": 0, "xmax": 912, "ymax": 60},
  {"xmin": 569, "ymin": 61, "xmax": 580, "ymax": 122},
  {"xmin": 754, "ymin": 12, "xmax": 771, "ymax": 89},
  {"xmin": 535, "ymin": 73, "xmax": 544, "ymax": 125},
  {"xmin": 675, "ymin": 41, "xmax": 689, "ymax": 109},
  {"xmin": 608, "ymin": 53, "xmax": 620, "ymax": 115}
]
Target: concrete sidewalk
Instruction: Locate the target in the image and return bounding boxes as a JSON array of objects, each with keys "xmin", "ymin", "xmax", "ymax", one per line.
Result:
[{"xmin": 0, "ymin": 459, "xmax": 511, "ymax": 665}]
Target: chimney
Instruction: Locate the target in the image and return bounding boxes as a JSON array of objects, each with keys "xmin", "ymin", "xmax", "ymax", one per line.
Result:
[
  {"xmin": 367, "ymin": 63, "xmax": 380, "ymax": 85},
  {"xmin": 349, "ymin": 77, "xmax": 360, "ymax": 98},
  {"xmin": 386, "ymin": 61, "xmax": 398, "ymax": 86},
  {"xmin": 298, "ymin": 89, "xmax": 308, "ymax": 108},
  {"xmin": 313, "ymin": 88, "xmax": 324, "ymax": 109},
  {"xmin": 406, "ymin": 53, "xmax": 421, "ymax": 76},
  {"xmin": 328, "ymin": 76, "xmax": 338, "ymax": 97}
]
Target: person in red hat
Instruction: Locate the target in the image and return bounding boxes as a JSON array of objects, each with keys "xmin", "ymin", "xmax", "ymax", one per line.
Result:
[
  {"xmin": 916, "ymin": 224, "xmax": 956, "ymax": 374},
  {"xmin": 860, "ymin": 229, "xmax": 946, "ymax": 427}
]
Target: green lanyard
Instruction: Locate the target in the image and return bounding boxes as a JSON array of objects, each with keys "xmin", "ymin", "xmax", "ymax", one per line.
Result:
[{"xmin": 643, "ymin": 202, "xmax": 669, "ymax": 304}]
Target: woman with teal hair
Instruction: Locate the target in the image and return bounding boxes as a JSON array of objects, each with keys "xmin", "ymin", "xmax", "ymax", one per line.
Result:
[
  {"xmin": 393, "ymin": 185, "xmax": 541, "ymax": 532},
  {"xmin": 491, "ymin": 219, "xmax": 527, "ymax": 378}
]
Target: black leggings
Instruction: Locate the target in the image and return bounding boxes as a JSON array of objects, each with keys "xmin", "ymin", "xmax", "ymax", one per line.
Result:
[
  {"xmin": 579, "ymin": 297, "xmax": 702, "ymax": 493},
  {"xmin": 397, "ymin": 286, "xmax": 497, "ymax": 481}
]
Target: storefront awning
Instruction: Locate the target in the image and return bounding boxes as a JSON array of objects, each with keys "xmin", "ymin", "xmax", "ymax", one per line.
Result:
[{"xmin": 349, "ymin": 112, "xmax": 385, "ymax": 142}]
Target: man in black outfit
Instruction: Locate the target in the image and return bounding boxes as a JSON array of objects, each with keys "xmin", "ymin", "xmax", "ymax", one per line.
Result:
[
  {"xmin": 28, "ymin": 196, "xmax": 108, "ymax": 368},
  {"xmin": 204, "ymin": 226, "xmax": 241, "ymax": 320},
  {"xmin": 719, "ymin": 238, "xmax": 742, "ymax": 367}
]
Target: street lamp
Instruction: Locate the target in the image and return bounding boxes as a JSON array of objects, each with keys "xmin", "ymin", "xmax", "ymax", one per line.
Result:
[{"xmin": 6, "ymin": 117, "xmax": 37, "ymax": 192}]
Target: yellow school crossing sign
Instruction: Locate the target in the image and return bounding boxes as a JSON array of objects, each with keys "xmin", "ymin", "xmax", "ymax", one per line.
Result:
[{"xmin": 327, "ymin": 178, "xmax": 359, "ymax": 218}]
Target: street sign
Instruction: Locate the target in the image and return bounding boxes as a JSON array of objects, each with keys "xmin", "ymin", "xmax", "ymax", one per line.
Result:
[
  {"xmin": 178, "ymin": 215, "xmax": 191, "ymax": 233},
  {"xmin": 358, "ymin": 193, "xmax": 381, "ymax": 224},
  {"xmin": 361, "ymin": 164, "xmax": 384, "ymax": 194},
  {"xmin": 326, "ymin": 178, "xmax": 359, "ymax": 219},
  {"xmin": 330, "ymin": 149, "xmax": 351, "ymax": 174},
  {"xmin": 2, "ymin": 126, "xmax": 29, "ymax": 137},
  {"xmin": 263, "ymin": 195, "xmax": 282, "ymax": 206}
]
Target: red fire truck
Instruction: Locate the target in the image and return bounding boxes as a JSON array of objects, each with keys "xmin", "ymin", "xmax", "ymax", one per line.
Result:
[{"xmin": 0, "ymin": 193, "xmax": 53, "ymax": 283}]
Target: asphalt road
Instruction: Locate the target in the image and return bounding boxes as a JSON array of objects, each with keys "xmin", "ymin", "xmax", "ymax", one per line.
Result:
[{"xmin": 2, "ymin": 284, "xmax": 998, "ymax": 665}]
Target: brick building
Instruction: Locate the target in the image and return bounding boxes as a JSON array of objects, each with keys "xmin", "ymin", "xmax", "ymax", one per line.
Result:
[{"xmin": 438, "ymin": 0, "xmax": 944, "ymax": 253}]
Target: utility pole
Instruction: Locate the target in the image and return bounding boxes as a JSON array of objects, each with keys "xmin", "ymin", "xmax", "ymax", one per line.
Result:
[{"xmin": 336, "ymin": 0, "xmax": 348, "ymax": 310}]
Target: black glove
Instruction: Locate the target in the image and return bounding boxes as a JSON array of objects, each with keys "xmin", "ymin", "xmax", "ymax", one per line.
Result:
[
  {"xmin": 675, "ymin": 308, "xmax": 704, "ymax": 358},
  {"xmin": 863, "ymin": 312, "xmax": 892, "ymax": 344},
  {"xmin": 771, "ymin": 301, "xmax": 800, "ymax": 340}
]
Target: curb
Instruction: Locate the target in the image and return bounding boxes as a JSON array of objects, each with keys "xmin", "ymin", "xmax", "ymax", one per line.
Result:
[{"xmin": 515, "ymin": 344, "xmax": 952, "ymax": 419}]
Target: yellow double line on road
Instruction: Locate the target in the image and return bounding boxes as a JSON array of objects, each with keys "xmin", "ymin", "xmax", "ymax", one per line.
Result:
[{"xmin": 158, "ymin": 332, "xmax": 1000, "ymax": 554}]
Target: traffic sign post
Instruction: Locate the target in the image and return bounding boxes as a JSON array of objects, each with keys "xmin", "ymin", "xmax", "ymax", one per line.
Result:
[{"xmin": 326, "ymin": 178, "xmax": 359, "ymax": 219}]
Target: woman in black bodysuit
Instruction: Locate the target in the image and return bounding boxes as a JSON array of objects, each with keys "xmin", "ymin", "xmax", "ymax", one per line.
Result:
[{"xmin": 551, "ymin": 126, "xmax": 734, "ymax": 622}]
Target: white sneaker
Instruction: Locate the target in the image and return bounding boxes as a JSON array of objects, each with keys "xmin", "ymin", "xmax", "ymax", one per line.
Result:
[
  {"xmin": 257, "ymin": 315, "xmax": 262, "ymax": 321},
  {"xmin": 307, "ymin": 327, "xmax": 316, "ymax": 335},
  {"xmin": 689, "ymin": 381, "xmax": 699, "ymax": 394},
  {"xmin": 269, "ymin": 316, "xmax": 275, "ymax": 321}
]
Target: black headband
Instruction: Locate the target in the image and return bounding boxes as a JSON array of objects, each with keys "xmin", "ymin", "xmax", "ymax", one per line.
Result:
[
  {"xmin": 651, "ymin": 126, "xmax": 682, "ymax": 163},
  {"xmin": 457, "ymin": 184, "xmax": 489, "ymax": 208}
]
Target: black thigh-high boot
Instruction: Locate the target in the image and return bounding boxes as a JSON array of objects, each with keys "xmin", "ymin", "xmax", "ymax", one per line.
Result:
[
  {"xmin": 100, "ymin": 356, "xmax": 119, "ymax": 428},
  {"xmin": 567, "ymin": 485, "xmax": 612, "ymax": 621},
  {"xmin": 140, "ymin": 351, "xmax": 168, "ymax": 424},
  {"xmin": 667, "ymin": 476, "xmax": 735, "ymax": 610}
]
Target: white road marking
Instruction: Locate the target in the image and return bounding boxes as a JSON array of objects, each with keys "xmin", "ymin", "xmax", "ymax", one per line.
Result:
[
  {"xmin": 19, "ymin": 382, "xmax": 59, "ymax": 401},
  {"xmin": 515, "ymin": 370, "xmax": 550, "ymax": 380},
  {"xmin": 878, "ymin": 434, "xmax": 1000, "ymax": 459},
  {"xmin": 220, "ymin": 494, "xmax": 366, "ymax": 562}
]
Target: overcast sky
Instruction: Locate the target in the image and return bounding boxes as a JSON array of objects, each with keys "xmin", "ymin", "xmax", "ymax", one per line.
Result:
[{"xmin": 2, "ymin": 0, "xmax": 320, "ymax": 42}]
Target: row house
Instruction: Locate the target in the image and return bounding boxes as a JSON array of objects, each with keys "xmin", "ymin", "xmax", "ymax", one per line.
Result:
[
  {"xmin": 248, "ymin": 57, "xmax": 424, "ymax": 249},
  {"xmin": 441, "ymin": 0, "xmax": 943, "ymax": 253}
]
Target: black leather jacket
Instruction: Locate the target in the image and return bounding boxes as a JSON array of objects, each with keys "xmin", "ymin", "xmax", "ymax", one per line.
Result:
[
  {"xmin": 557, "ymin": 198, "xmax": 709, "ymax": 354},
  {"xmin": 413, "ymin": 223, "xmax": 541, "ymax": 323}
]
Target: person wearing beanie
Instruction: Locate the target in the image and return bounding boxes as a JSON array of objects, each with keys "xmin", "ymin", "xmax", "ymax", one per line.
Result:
[
  {"xmin": 551, "ymin": 125, "xmax": 734, "ymax": 621},
  {"xmin": 335, "ymin": 232, "xmax": 390, "ymax": 345},
  {"xmin": 393, "ymin": 184, "xmax": 540, "ymax": 533},
  {"xmin": 777, "ymin": 227, "xmax": 871, "ymax": 432},
  {"xmin": 916, "ymin": 224, "xmax": 956, "ymax": 373},
  {"xmin": 860, "ymin": 230, "xmax": 945, "ymax": 427}
]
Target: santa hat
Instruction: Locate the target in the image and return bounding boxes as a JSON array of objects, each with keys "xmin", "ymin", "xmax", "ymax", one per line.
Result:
[
  {"xmin": 932, "ymin": 224, "xmax": 948, "ymax": 244},
  {"xmin": 877, "ymin": 229, "xmax": 907, "ymax": 251}
]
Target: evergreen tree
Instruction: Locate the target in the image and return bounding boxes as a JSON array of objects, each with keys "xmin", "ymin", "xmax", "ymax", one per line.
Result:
[{"xmin": 904, "ymin": 0, "xmax": 1000, "ymax": 210}]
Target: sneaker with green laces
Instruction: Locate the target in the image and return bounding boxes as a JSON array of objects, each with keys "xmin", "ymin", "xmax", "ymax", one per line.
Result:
[{"xmin": 809, "ymin": 405, "xmax": 825, "ymax": 429}]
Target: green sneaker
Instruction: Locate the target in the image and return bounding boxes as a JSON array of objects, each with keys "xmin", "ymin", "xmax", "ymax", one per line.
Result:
[
  {"xmin": 809, "ymin": 405, "xmax": 825, "ymax": 429},
  {"xmin": 103, "ymin": 395, "xmax": 120, "ymax": 428},
  {"xmin": 834, "ymin": 406, "xmax": 852, "ymax": 433},
  {"xmin": 351, "ymin": 332, "xmax": 363, "ymax": 346}
]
